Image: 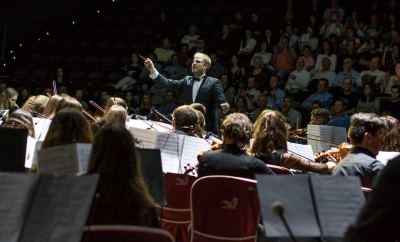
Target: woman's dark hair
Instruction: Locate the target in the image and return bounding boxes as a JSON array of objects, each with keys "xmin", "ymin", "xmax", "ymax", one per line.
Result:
[
  {"xmin": 360, "ymin": 82, "xmax": 377, "ymax": 102},
  {"xmin": 87, "ymin": 123, "xmax": 155, "ymax": 225},
  {"xmin": 42, "ymin": 108, "xmax": 93, "ymax": 149},
  {"xmin": 249, "ymin": 110, "xmax": 289, "ymax": 156}
]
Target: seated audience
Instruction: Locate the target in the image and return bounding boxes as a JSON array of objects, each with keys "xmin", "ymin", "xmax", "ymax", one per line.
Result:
[
  {"xmin": 281, "ymin": 95, "xmax": 302, "ymax": 129},
  {"xmin": 329, "ymin": 98, "xmax": 351, "ymax": 131},
  {"xmin": 356, "ymin": 82, "xmax": 380, "ymax": 114},
  {"xmin": 302, "ymin": 78, "xmax": 333, "ymax": 109}
]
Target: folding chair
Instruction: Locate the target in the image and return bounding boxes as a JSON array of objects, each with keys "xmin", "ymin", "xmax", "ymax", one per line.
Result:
[
  {"xmin": 81, "ymin": 225, "xmax": 175, "ymax": 242},
  {"xmin": 190, "ymin": 175, "xmax": 260, "ymax": 242},
  {"xmin": 157, "ymin": 173, "xmax": 197, "ymax": 242},
  {"xmin": 266, "ymin": 164, "xmax": 294, "ymax": 175}
]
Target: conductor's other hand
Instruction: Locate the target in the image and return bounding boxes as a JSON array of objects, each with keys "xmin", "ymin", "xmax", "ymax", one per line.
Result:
[
  {"xmin": 144, "ymin": 58, "xmax": 156, "ymax": 74},
  {"xmin": 220, "ymin": 103, "xmax": 230, "ymax": 113}
]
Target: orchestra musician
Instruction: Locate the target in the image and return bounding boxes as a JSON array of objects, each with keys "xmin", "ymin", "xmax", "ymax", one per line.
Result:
[
  {"xmin": 332, "ymin": 112, "xmax": 386, "ymax": 188},
  {"xmin": 197, "ymin": 113, "xmax": 274, "ymax": 179},
  {"xmin": 171, "ymin": 105, "xmax": 200, "ymax": 136},
  {"xmin": 248, "ymin": 109, "xmax": 336, "ymax": 173}
]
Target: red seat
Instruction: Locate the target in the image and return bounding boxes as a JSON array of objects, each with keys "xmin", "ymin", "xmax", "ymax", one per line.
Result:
[
  {"xmin": 266, "ymin": 164, "xmax": 294, "ymax": 175},
  {"xmin": 190, "ymin": 175, "xmax": 260, "ymax": 242},
  {"xmin": 81, "ymin": 225, "xmax": 175, "ymax": 242},
  {"xmin": 157, "ymin": 173, "xmax": 197, "ymax": 242}
]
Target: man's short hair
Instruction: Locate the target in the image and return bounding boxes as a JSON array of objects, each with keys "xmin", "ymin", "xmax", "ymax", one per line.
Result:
[
  {"xmin": 348, "ymin": 113, "xmax": 385, "ymax": 145},
  {"xmin": 220, "ymin": 113, "xmax": 253, "ymax": 145}
]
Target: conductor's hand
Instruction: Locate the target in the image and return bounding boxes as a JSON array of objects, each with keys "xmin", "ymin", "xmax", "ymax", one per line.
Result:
[
  {"xmin": 220, "ymin": 103, "xmax": 230, "ymax": 113},
  {"xmin": 144, "ymin": 58, "xmax": 156, "ymax": 74}
]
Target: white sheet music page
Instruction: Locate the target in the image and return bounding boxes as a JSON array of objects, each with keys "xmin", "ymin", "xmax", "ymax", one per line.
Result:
[
  {"xmin": 377, "ymin": 151, "xmax": 400, "ymax": 166},
  {"xmin": 25, "ymin": 136, "xmax": 38, "ymax": 168},
  {"xmin": 33, "ymin": 117, "xmax": 52, "ymax": 141},
  {"xmin": 37, "ymin": 143, "xmax": 91, "ymax": 175},
  {"xmin": 181, "ymin": 135, "xmax": 211, "ymax": 170},
  {"xmin": 129, "ymin": 127, "xmax": 158, "ymax": 148},
  {"xmin": 287, "ymin": 141, "xmax": 315, "ymax": 161},
  {"xmin": 76, "ymin": 143, "xmax": 93, "ymax": 173},
  {"xmin": 156, "ymin": 132, "xmax": 183, "ymax": 173},
  {"xmin": 307, "ymin": 124, "xmax": 322, "ymax": 153}
]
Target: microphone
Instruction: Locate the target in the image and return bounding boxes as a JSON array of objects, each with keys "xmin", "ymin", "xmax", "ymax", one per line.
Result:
[{"xmin": 271, "ymin": 201, "xmax": 297, "ymax": 242}]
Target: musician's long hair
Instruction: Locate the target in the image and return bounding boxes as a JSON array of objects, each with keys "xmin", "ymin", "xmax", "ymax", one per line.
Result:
[
  {"xmin": 87, "ymin": 123, "xmax": 155, "ymax": 226},
  {"xmin": 3, "ymin": 108, "xmax": 36, "ymax": 138},
  {"xmin": 249, "ymin": 110, "xmax": 289, "ymax": 156},
  {"xmin": 104, "ymin": 97, "xmax": 127, "ymax": 114},
  {"xmin": 41, "ymin": 108, "xmax": 93, "ymax": 149},
  {"xmin": 43, "ymin": 95, "xmax": 63, "ymax": 118},
  {"xmin": 54, "ymin": 96, "xmax": 83, "ymax": 114},
  {"xmin": 382, "ymin": 115, "xmax": 400, "ymax": 152}
]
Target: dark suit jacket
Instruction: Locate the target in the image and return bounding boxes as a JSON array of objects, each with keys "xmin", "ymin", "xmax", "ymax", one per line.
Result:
[
  {"xmin": 154, "ymin": 74, "xmax": 227, "ymax": 134},
  {"xmin": 198, "ymin": 144, "xmax": 274, "ymax": 179}
]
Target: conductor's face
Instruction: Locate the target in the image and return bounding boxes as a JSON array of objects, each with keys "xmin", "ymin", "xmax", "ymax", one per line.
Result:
[{"xmin": 192, "ymin": 57, "xmax": 207, "ymax": 76}]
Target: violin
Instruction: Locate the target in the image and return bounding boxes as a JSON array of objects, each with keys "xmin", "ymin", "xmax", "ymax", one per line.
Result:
[
  {"xmin": 289, "ymin": 128, "xmax": 307, "ymax": 137},
  {"xmin": 314, "ymin": 142, "xmax": 353, "ymax": 163},
  {"xmin": 183, "ymin": 143, "xmax": 223, "ymax": 175}
]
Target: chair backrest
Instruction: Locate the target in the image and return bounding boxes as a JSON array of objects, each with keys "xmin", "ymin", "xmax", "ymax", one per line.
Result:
[
  {"xmin": 190, "ymin": 175, "xmax": 259, "ymax": 242},
  {"xmin": 266, "ymin": 164, "xmax": 294, "ymax": 175},
  {"xmin": 165, "ymin": 172, "xmax": 197, "ymax": 209},
  {"xmin": 81, "ymin": 225, "xmax": 175, "ymax": 242}
]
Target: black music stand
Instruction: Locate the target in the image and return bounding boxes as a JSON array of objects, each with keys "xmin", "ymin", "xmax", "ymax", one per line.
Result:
[
  {"xmin": 137, "ymin": 148, "xmax": 166, "ymax": 205},
  {"xmin": 0, "ymin": 128, "xmax": 28, "ymax": 172},
  {"xmin": 255, "ymin": 175, "xmax": 365, "ymax": 242}
]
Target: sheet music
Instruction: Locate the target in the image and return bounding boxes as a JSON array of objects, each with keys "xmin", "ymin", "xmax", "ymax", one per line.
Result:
[
  {"xmin": 33, "ymin": 118, "xmax": 52, "ymax": 141},
  {"xmin": 127, "ymin": 119, "xmax": 172, "ymax": 132},
  {"xmin": 307, "ymin": 125, "xmax": 347, "ymax": 153},
  {"xmin": 37, "ymin": 143, "xmax": 92, "ymax": 175},
  {"xmin": 156, "ymin": 133, "xmax": 183, "ymax": 173},
  {"xmin": 255, "ymin": 175, "xmax": 321, "ymax": 238},
  {"xmin": 287, "ymin": 142, "xmax": 315, "ymax": 161},
  {"xmin": 76, "ymin": 143, "xmax": 93, "ymax": 173},
  {"xmin": 25, "ymin": 136, "xmax": 38, "ymax": 168},
  {"xmin": 377, "ymin": 151, "xmax": 400, "ymax": 166},
  {"xmin": 180, "ymin": 135, "xmax": 211, "ymax": 171},
  {"xmin": 310, "ymin": 176, "xmax": 365, "ymax": 239},
  {"xmin": 129, "ymin": 127, "xmax": 158, "ymax": 148},
  {"xmin": 0, "ymin": 173, "xmax": 39, "ymax": 242},
  {"xmin": 19, "ymin": 174, "xmax": 99, "ymax": 242},
  {"xmin": 307, "ymin": 124, "xmax": 323, "ymax": 153}
]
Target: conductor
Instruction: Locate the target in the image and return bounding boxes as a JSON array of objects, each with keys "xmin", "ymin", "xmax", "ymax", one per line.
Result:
[{"xmin": 144, "ymin": 52, "xmax": 230, "ymax": 134}]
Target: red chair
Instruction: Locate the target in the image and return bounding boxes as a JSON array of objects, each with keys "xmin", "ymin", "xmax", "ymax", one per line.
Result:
[
  {"xmin": 81, "ymin": 225, "xmax": 175, "ymax": 242},
  {"xmin": 190, "ymin": 175, "xmax": 260, "ymax": 242},
  {"xmin": 267, "ymin": 164, "xmax": 294, "ymax": 175},
  {"xmin": 157, "ymin": 173, "xmax": 197, "ymax": 242}
]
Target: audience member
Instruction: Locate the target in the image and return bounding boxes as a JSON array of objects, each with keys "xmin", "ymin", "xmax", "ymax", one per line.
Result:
[
  {"xmin": 381, "ymin": 84, "xmax": 400, "ymax": 120},
  {"xmin": 154, "ymin": 38, "xmax": 176, "ymax": 66},
  {"xmin": 163, "ymin": 54, "xmax": 185, "ymax": 79},
  {"xmin": 138, "ymin": 93, "xmax": 155, "ymax": 120},
  {"xmin": 251, "ymin": 94, "xmax": 268, "ymax": 122},
  {"xmin": 207, "ymin": 53, "xmax": 226, "ymax": 79},
  {"xmin": 226, "ymin": 54, "xmax": 246, "ymax": 88},
  {"xmin": 272, "ymin": 35, "xmax": 297, "ymax": 82},
  {"xmin": 281, "ymin": 95, "xmax": 302, "ymax": 129},
  {"xmin": 180, "ymin": 25, "xmax": 199, "ymax": 50},
  {"xmin": 264, "ymin": 75, "xmax": 285, "ymax": 109},
  {"xmin": 156, "ymin": 90, "xmax": 177, "ymax": 121},
  {"xmin": 329, "ymin": 98, "xmax": 351, "ymax": 131},
  {"xmin": 237, "ymin": 76, "xmax": 261, "ymax": 112},
  {"xmin": 356, "ymin": 82, "xmax": 380, "ymax": 114},
  {"xmin": 285, "ymin": 57, "xmax": 311, "ymax": 102},
  {"xmin": 302, "ymin": 78, "xmax": 333, "ymax": 109},
  {"xmin": 311, "ymin": 56, "xmax": 337, "ymax": 88},
  {"xmin": 109, "ymin": 53, "xmax": 143, "ymax": 91},
  {"xmin": 188, "ymin": 36, "xmax": 210, "ymax": 58}
]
